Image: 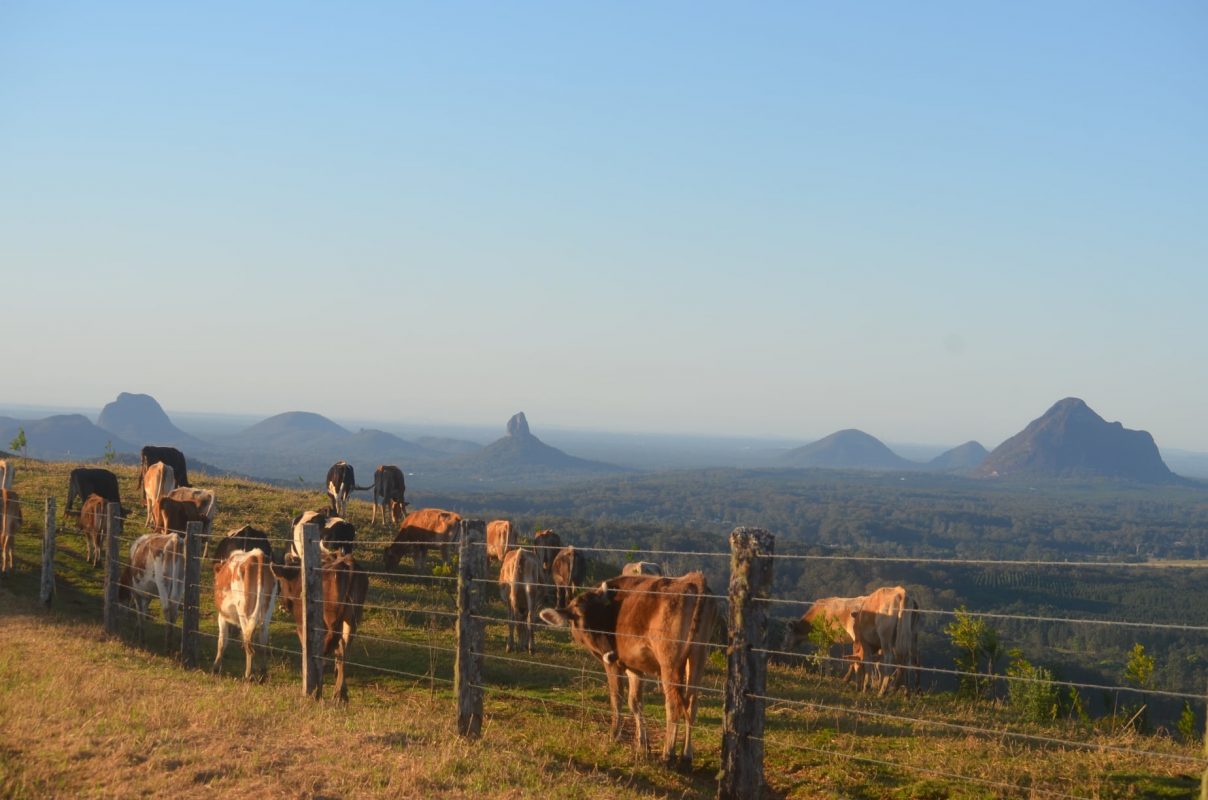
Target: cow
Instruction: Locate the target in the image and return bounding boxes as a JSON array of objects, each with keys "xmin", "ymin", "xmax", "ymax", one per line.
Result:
[
  {"xmin": 499, "ymin": 548, "xmax": 542, "ymax": 654},
  {"xmin": 118, "ymin": 532, "xmax": 186, "ymax": 649},
  {"xmin": 271, "ymin": 552, "xmax": 368, "ymax": 702},
  {"xmin": 846, "ymin": 585, "xmax": 916, "ymax": 696},
  {"xmin": 165, "ymin": 487, "xmax": 217, "ymax": 537},
  {"xmin": 0, "ymin": 459, "xmax": 11, "ymax": 490},
  {"xmin": 65, "ymin": 468, "xmax": 120, "ymax": 516},
  {"xmin": 486, "ymin": 519, "xmax": 515, "ymax": 563},
  {"xmin": 540, "ymin": 573, "xmax": 718, "ymax": 769},
  {"xmin": 290, "ymin": 510, "xmax": 356, "ymax": 558},
  {"xmin": 551, "ymin": 545, "xmax": 587, "ymax": 609},
  {"xmin": 1, "ymin": 489, "xmax": 21, "ymax": 573},
  {"xmin": 141, "ymin": 461, "xmax": 177, "ymax": 527},
  {"xmin": 621, "ymin": 561, "xmax": 663, "ymax": 577},
  {"xmin": 154, "ymin": 495, "xmax": 208, "ymax": 536},
  {"xmin": 211, "ymin": 548, "xmax": 278, "ymax": 682},
  {"xmin": 209, "ymin": 525, "xmax": 273, "ymax": 564},
  {"xmin": 532, "ymin": 529, "xmax": 562, "ymax": 585},
  {"xmin": 326, "ymin": 461, "xmax": 370, "ymax": 518},
  {"xmin": 76, "ymin": 493, "xmax": 111, "ymax": 566},
  {"xmin": 781, "ymin": 594, "xmax": 866, "ymax": 677},
  {"xmin": 370, "ymin": 465, "xmax": 408, "ymax": 527},
  {"xmin": 138, "ymin": 446, "xmax": 190, "ymax": 496},
  {"xmin": 382, "ymin": 508, "xmax": 462, "ymax": 572}
]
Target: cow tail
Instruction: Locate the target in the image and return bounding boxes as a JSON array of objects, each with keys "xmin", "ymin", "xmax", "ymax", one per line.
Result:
[
  {"xmin": 683, "ymin": 575, "xmax": 710, "ymax": 687},
  {"xmin": 248, "ymin": 554, "xmax": 264, "ymax": 626}
]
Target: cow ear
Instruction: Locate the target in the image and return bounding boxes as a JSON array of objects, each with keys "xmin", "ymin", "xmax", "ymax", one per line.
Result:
[{"xmin": 539, "ymin": 608, "xmax": 570, "ymax": 627}]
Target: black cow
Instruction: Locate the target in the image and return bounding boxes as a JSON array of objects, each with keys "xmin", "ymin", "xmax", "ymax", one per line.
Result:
[
  {"xmin": 371, "ymin": 465, "xmax": 408, "ymax": 526},
  {"xmin": 326, "ymin": 461, "xmax": 370, "ymax": 517},
  {"xmin": 138, "ymin": 446, "xmax": 190, "ymax": 492},
  {"xmin": 533, "ymin": 529, "xmax": 562, "ymax": 581},
  {"xmin": 209, "ymin": 525, "xmax": 274, "ymax": 563},
  {"xmin": 66, "ymin": 468, "xmax": 120, "ymax": 516},
  {"xmin": 291, "ymin": 510, "xmax": 356, "ymax": 558}
]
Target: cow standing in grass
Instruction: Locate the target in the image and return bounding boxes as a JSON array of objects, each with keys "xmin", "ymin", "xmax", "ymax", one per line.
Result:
[
  {"xmin": 1, "ymin": 489, "xmax": 22, "ymax": 573},
  {"xmin": 76, "ymin": 494, "xmax": 111, "ymax": 567},
  {"xmin": 499, "ymin": 548, "xmax": 542, "ymax": 654},
  {"xmin": 212, "ymin": 547, "xmax": 278, "ymax": 682},
  {"xmin": 370, "ymin": 465, "xmax": 408, "ymax": 527},
  {"xmin": 119, "ymin": 532, "xmax": 186, "ymax": 649}
]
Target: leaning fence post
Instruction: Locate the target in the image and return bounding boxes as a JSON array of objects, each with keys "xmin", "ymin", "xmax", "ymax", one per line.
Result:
[
  {"xmin": 718, "ymin": 527, "xmax": 774, "ymax": 800},
  {"xmin": 102, "ymin": 502, "xmax": 123, "ymax": 635},
  {"xmin": 455, "ymin": 519, "xmax": 487, "ymax": 738},
  {"xmin": 300, "ymin": 522, "xmax": 323, "ymax": 698},
  {"xmin": 40, "ymin": 497, "xmax": 57, "ymax": 607},
  {"xmin": 180, "ymin": 520, "xmax": 202, "ymax": 668}
]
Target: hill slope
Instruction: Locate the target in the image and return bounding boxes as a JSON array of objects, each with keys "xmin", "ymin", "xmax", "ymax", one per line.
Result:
[
  {"xmin": 780, "ymin": 429, "xmax": 918, "ymax": 470},
  {"xmin": 927, "ymin": 440, "xmax": 989, "ymax": 472},
  {"xmin": 96, "ymin": 392, "xmax": 205, "ymax": 449},
  {"xmin": 0, "ymin": 414, "xmax": 132, "ymax": 460},
  {"xmin": 976, "ymin": 397, "xmax": 1175, "ymax": 482}
]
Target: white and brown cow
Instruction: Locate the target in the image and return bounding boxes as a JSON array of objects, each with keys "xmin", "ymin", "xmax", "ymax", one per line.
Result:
[
  {"xmin": 486, "ymin": 519, "xmax": 515, "ymax": 563},
  {"xmin": 499, "ymin": 548, "xmax": 542, "ymax": 654},
  {"xmin": 1, "ymin": 488, "xmax": 22, "ymax": 573},
  {"xmin": 141, "ymin": 461, "xmax": 177, "ymax": 527},
  {"xmin": 540, "ymin": 572, "xmax": 719, "ymax": 768},
  {"xmin": 118, "ymin": 532, "xmax": 186, "ymax": 649},
  {"xmin": 370, "ymin": 465, "xmax": 408, "ymax": 527},
  {"xmin": 212, "ymin": 548, "xmax": 278, "ymax": 681}
]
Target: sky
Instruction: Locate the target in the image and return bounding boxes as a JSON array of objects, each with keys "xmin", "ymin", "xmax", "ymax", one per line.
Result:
[{"xmin": 3, "ymin": 2, "xmax": 1206, "ymax": 450}]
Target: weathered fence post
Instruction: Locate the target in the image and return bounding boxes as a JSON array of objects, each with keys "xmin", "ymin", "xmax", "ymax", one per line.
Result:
[
  {"xmin": 300, "ymin": 522, "xmax": 323, "ymax": 698},
  {"xmin": 455, "ymin": 519, "xmax": 487, "ymax": 738},
  {"xmin": 718, "ymin": 527, "xmax": 774, "ymax": 800},
  {"xmin": 103, "ymin": 502, "xmax": 123, "ymax": 635},
  {"xmin": 1200, "ymin": 685, "xmax": 1207, "ymax": 800},
  {"xmin": 180, "ymin": 520, "xmax": 202, "ymax": 668},
  {"xmin": 40, "ymin": 497, "xmax": 56, "ymax": 607}
]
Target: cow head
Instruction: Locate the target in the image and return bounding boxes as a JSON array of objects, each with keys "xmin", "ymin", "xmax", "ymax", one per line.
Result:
[
  {"xmin": 539, "ymin": 581, "xmax": 621, "ymax": 666},
  {"xmin": 269, "ymin": 560, "xmax": 303, "ymax": 615},
  {"xmin": 781, "ymin": 618, "xmax": 810, "ymax": 652}
]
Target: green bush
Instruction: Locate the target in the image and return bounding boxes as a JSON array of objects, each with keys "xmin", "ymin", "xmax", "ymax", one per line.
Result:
[
  {"xmin": 1006, "ymin": 649, "xmax": 1059, "ymax": 723},
  {"xmin": 944, "ymin": 607, "xmax": 1001, "ymax": 700}
]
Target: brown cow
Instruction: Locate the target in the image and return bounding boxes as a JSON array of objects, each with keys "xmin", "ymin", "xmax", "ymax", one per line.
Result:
[
  {"xmin": 486, "ymin": 519, "xmax": 515, "ymax": 563},
  {"xmin": 141, "ymin": 461, "xmax": 176, "ymax": 527},
  {"xmin": 532, "ymin": 529, "xmax": 562, "ymax": 587},
  {"xmin": 551, "ymin": 545, "xmax": 587, "ymax": 609},
  {"xmin": 846, "ymin": 585, "xmax": 916, "ymax": 696},
  {"xmin": 499, "ymin": 548, "xmax": 542, "ymax": 654},
  {"xmin": 165, "ymin": 487, "xmax": 217, "ymax": 536},
  {"xmin": 539, "ymin": 572, "xmax": 718, "ymax": 768},
  {"xmin": 118, "ymin": 532, "xmax": 186, "ymax": 649},
  {"xmin": 383, "ymin": 508, "xmax": 462, "ymax": 572},
  {"xmin": 272, "ymin": 552, "xmax": 369, "ymax": 703},
  {"xmin": 76, "ymin": 493, "xmax": 111, "ymax": 566},
  {"xmin": 212, "ymin": 548, "xmax": 278, "ymax": 681},
  {"xmin": 154, "ymin": 496, "xmax": 207, "ymax": 536},
  {"xmin": 1, "ymin": 489, "xmax": 22, "ymax": 573},
  {"xmin": 370, "ymin": 465, "xmax": 408, "ymax": 526}
]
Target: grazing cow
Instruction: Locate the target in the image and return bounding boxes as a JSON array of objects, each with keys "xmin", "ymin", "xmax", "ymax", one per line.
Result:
[
  {"xmin": 272, "ymin": 552, "xmax": 369, "ymax": 702},
  {"xmin": 486, "ymin": 519, "xmax": 515, "ymax": 563},
  {"xmin": 65, "ymin": 468, "xmax": 120, "ymax": 516},
  {"xmin": 154, "ymin": 496, "xmax": 208, "ymax": 536},
  {"xmin": 540, "ymin": 573, "xmax": 718, "ymax": 768},
  {"xmin": 0, "ymin": 459, "xmax": 11, "ymax": 490},
  {"xmin": 209, "ymin": 525, "xmax": 273, "ymax": 563},
  {"xmin": 383, "ymin": 508, "xmax": 462, "ymax": 572},
  {"xmin": 326, "ymin": 461, "xmax": 370, "ymax": 518},
  {"xmin": 370, "ymin": 465, "xmax": 408, "ymax": 526},
  {"xmin": 165, "ymin": 487, "xmax": 217, "ymax": 537},
  {"xmin": 551, "ymin": 545, "xmax": 588, "ymax": 609},
  {"xmin": 1, "ymin": 489, "xmax": 22, "ymax": 572},
  {"xmin": 846, "ymin": 585, "xmax": 916, "ymax": 696},
  {"xmin": 76, "ymin": 493, "xmax": 111, "ymax": 566},
  {"xmin": 781, "ymin": 594, "xmax": 866, "ymax": 678},
  {"xmin": 212, "ymin": 548, "xmax": 278, "ymax": 681},
  {"xmin": 499, "ymin": 548, "xmax": 542, "ymax": 654},
  {"xmin": 138, "ymin": 446, "xmax": 190, "ymax": 494},
  {"xmin": 141, "ymin": 461, "xmax": 177, "ymax": 527},
  {"xmin": 118, "ymin": 532, "xmax": 186, "ymax": 649},
  {"xmin": 290, "ymin": 510, "xmax": 356, "ymax": 558},
  {"xmin": 621, "ymin": 561, "xmax": 664, "ymax": 577},
  {"xmin": 532, "ymin": 529, "xmax": 562, "ymax": 584}
]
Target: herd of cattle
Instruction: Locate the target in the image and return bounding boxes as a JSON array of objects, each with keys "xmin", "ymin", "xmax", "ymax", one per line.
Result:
[{"xmin": 0, "ymin": 450, "xmax": 925, "ymax": 766}]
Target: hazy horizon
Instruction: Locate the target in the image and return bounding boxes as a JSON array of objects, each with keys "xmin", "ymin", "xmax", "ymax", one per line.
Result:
[{"xmin": 5, "ymin": 4, "xmax": 1205, "ymax": 449}]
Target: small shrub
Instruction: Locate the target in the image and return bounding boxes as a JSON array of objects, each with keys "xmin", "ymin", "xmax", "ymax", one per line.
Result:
[
  {"xmin": 1177, "ymin": 702, "xmax": 1198, "ymax": 743},
  {"xmin": 806, "ymin": 616, "xmax": 843, "ymax": 674},
  {"xmin": 1006, "ymin": 649, "xmax": 1059, "ymax": 723},
  {"xmin": 944, "ymin": 607, "xmax": 1001, "ymax": 700}
]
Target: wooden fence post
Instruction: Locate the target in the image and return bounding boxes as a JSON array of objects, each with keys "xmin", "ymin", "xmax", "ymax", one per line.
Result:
[
  {"xmin": 103, "ymin": 502, "xmax": 123, "ymax": 636},
  {"xmin": 300, "ymin": 522, "xmax": 323, "ymax": 698},
  {"xmin": 1200, "ymin": 686, "xmax": 1206, "ymax": 800},
  {"xmin": 718, "ymin": 526, "xmax": 774, "ymax": 800},
  {"xmin": 40, "ymin": 497, "xmax": 56, "ymax": 607},
  {"xmin": 180, "ymin": 520, "xmax": 202, "ymax": 668},
  {"xmin": 455, "ymin": 519, "xmax": 486, "ymax": 738}
]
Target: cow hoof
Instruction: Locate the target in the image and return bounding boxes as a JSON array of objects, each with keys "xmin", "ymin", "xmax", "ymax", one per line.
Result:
[{"xmin": 676, "ymin": 754, "xmax": 693, "ymax": 773}]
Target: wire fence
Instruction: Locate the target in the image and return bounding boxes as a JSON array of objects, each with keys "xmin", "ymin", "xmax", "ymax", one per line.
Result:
[{"xmin": 7, "ymin": 493, "xmax": 1207, "ymax": 798}]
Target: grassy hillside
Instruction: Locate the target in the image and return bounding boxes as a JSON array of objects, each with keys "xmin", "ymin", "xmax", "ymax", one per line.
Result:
[{"xmin": 0, "ymin": 458, "xmax": 1201, "ymax": 798}]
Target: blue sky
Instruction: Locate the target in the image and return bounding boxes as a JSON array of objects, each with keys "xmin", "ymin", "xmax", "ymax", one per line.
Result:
[{"xmin": 3, "ymin": 2, "xmax": 1206, "ymax": 449}]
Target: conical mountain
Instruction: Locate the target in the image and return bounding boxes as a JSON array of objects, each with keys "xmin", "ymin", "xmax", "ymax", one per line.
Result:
[
  {"xmin": 976, "ymin": 398, "xmax": 1174, "ymax": 482},
  {"xmin": 781, "ymin": 429, "xmax": 917, "ymax": 470},
  {"xmin": 927, "ymin": 441, "xmax": 989, "ymax": 472},
  {"xmin": 461, "ymin": 412, "xmax": 625, "ymax": 473},
  {"xmin": 97, "ymin": 392, "xmax": 204, "ymax": 448}
]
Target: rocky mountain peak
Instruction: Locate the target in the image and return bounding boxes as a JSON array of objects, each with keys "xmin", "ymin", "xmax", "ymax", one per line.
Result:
[{"xmin": 507, "ymin": 412, "xmax": 531, "ymax": 438}]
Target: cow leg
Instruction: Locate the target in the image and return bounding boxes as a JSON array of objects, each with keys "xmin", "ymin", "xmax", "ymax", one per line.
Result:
[
  {"xmin": 240, "ymin": 619, "xmax": 258, "ymax": 682},
  {"xmin": 212, "ymin": 616, "xmax": 228, "ymax": 674},
  {"xmin": 333, "ymin": 621, "xmax": 353, "ymax": 704},
  {"xmin": 605, "ymin": 664, "xmax": 624, "ymax": 742},
  {"xmin": 659, "ymin": 663, "xmax": 684, "ymax": 766},
  {"xmin": 679, "ymin": 653, "xmax": 702, "ymax": 770},
  {"xmin": 625, "ymin": 669, "xmax": 649, "ymax": 757},
  {"xmin": 504, "ymin": 605, "xmax": 516, "ymax": 653},
  {"xmin": 878, "ymin": 649, "xmax": 895, "ymax": 696},
  {"xmin": 525, "ymin": 587, "xmax": 536, "ymax": 655}
]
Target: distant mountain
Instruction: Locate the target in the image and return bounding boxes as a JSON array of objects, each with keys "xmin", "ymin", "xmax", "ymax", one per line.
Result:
[
  {"xmin": 780, "ymin": 429, "xmax": 918, "ymax": 471},
  {"xmin": 241, "ymin": 411, "xmax": 351, "ymax": 444},
  {"xmin": 96, "ymin": 392, "xmax": 205, "ymax": 449},
  {"xmin": 346, "ymin": 428, "xmax": 437, "ymax": 460},
  {"xmin": 450, "ymin": 412, "xmax": 627, "ymax": 476},
  {"xmin": 416, "ymin": 436, "xmax": 484, "ymax": 456},
  {"xmin": 0, "ymin": 414, "xmax": 133, "ymax": 460},
  {"xmin": 927, "ymin": 441, "xmax": 989, "ymax": 473},
  {"xmin": 976, "ymin": 398, "xmax": 1175, "ymax": 482}
]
